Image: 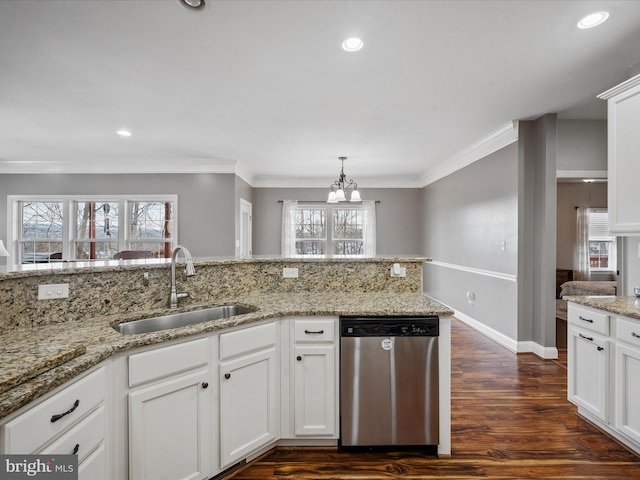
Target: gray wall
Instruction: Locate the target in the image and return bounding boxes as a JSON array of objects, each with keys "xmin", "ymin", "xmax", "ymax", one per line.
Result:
[
  {"xmin": 252, "ymin": 187, "xmax": 423, "ymax": 256},
  {"xmin": 556, "ymin": 182, "xmax": 607, "ymax": 271},
  {"xmin": 0, "ymin": 173, "xmax": 237, "ymax": 260},
  {"xmin": 557, "ymin": 120, "xmax": 607, "ymax": 172},
  {"xmin": 518, "ymin": 115, "xmax": 557, "ymax": 349},
  {"xmin": 421, "ymin": 142, "xmax": 519, "ymax": 342}
]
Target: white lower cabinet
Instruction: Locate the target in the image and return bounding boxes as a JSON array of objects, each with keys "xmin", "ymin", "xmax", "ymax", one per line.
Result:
[
  {"xmin": 219, "ymin": 321, "xmax": 278, "ymax": 469},
  {"xmin": 291, "ymin": 318, "xmax": 337, "ymax": 437},
  {"xmin": 127, "ymin": 337, "xmax": 213, "ymax": 480},
  {"xmin": 615, "ymin": 319, "xmax": 640, "ymax": 445},
  {"xmin": 0, "ymin": 366, "xmax": 108, "ymax": 480},
  {"xmin": 567, "ymin": 302, "xmax": 640, "ymax": 454},
  {"xmin": 567, "ymin": 326, "xmax": 609, "ymax": 422}
]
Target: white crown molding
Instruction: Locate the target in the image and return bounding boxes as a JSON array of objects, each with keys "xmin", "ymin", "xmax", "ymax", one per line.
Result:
[
  {"xmin": 253, "ymin": 176, "xmax": 423, "ymax": 189},
  {"xmin": 597, "ymin": 74, "xmax": 640, "ymax": 100},
  {"xmin": 419, "ymin": 121, "xmax": 519, "ymax": 187},
  {"xmin": 0, "ymin": 159, "xmax": 239, "ymax": 175},
  {"xmin": 234, "ymin": 161, "xmax": 255, "ymax": 186}
]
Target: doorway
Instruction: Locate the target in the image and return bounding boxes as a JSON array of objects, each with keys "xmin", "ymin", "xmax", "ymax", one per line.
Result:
[{"xmin": 239, "ymin": 199, "xmax": 252, "ymax": 258}]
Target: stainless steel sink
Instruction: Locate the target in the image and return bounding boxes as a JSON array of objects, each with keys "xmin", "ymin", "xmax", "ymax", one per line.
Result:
[{"xmin": 112, "ymin": 305, "xmax": 257, "ymax": 335}]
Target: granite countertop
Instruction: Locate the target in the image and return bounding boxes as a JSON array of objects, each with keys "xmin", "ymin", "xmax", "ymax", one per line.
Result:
[
  {"xmin": 0, "ymin": 255, "xmax": 432, "ymax": 279},
  {"xmin": 565, "ymin": 295, "xmax": 640, "ymax": 321},
  {"xmin": 0, "ymin": 292, "xmax": 452, "ymax": 420}
]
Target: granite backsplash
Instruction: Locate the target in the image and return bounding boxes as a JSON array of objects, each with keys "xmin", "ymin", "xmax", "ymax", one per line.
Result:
[{"xmin": 0, "ymin": 258, "xmax": 426, "ymax": 332}]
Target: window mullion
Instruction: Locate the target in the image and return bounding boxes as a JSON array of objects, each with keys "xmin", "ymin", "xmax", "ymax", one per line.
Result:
[
  {"xmin": 327, "ymin": 205, "xmax": 334, "ymax": 258},
  {"xmin": 120, "ymin": 199, "xmax": 127, "ymax": 251},
  {"xmin": 63, "ymin": 200, "xmax": 73, "ymax": 261}
]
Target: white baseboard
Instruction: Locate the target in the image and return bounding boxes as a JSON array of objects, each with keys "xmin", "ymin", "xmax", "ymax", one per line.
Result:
[{"xmin": 453, "ymin": 310, "xmax": 558, "ymax": 359}]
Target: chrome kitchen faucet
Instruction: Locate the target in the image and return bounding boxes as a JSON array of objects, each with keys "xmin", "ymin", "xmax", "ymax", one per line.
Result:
[{"xmin": 168, "ymin": 245, "xmax": 196, "ymax": 309}]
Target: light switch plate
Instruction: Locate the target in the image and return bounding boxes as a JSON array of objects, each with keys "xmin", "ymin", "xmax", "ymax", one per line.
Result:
[
  {"xmin": 38, "ymin": 283, "xmax": 69, "ymax": 300},
  {"xmin": 283, "ymin": 267, "xmax": 299, "ymax": 278}
]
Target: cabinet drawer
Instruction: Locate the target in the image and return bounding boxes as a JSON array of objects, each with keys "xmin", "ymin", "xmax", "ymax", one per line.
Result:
[
  {"xmin": 220, "ymin": 321, "xmax": 276, "ymax": 360},
  {"xmin": 568, "ymin": 304, "xmax": 609, "ymax": 336},
  {"xmin": 40, "ymin": 405, "xmax": 105, "ymax": 463},
  {"xmin": 293, "ymin": 318, "xmax": 335, "ymax": 343},
  {"xmin": 2, "ymin": 367, "xmax": 105, "ymax": 454},
  {"xmin": 129, "ymin": 337, "xmax": 209, "ymax": 387},
  {"xmin": 616, "ymin": 317, "xmax": 640, "ymax": 348}
]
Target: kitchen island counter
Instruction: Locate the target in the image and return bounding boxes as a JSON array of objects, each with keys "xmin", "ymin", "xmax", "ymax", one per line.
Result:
[{"xmin": 0, "ymin": 291, "xmax": 452, "ymax": 419}]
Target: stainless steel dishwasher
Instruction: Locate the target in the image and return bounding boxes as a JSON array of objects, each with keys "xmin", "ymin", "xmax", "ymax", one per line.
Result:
[{"xmin": 339, "ymin": 316, "xmax": 439, "ymax": 448}]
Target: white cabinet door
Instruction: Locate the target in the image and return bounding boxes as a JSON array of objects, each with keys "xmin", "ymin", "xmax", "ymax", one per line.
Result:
[
  {"xmin": 568, "ymin": 327, "xmax": 609, "ymax": 421},
  {"xmin": 128, "ymin": 369, "xmax": 212, "ymax": 480},
  {"xmin": 293, "ymin": 344, "xmax": 336, "ymax": 436},
  {"xmin": 219, "ymin": 347, "xmax": 277, "ymax": 468},
  {"xmin": 616, "ymin": 342, "xmax": 640, "ymax": 444},
  {"xmin": 601, "ymin": 76, "xmax": 640, "ymax": 233}
]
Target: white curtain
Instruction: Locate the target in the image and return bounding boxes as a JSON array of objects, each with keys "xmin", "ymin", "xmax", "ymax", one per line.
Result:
[
  {"xmin": 281, "ymin": 200, "xmax": 297, "ymax": 257},
  {"xmin": 362, "ymin": 200, "xmax": 377, "ymax": 257},
  {"xmin": 574, "ymin": 206, "xmax": 590, "ymax": 281}
]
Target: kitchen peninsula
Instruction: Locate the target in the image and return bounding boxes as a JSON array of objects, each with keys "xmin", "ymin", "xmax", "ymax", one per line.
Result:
[{"xmin": 0, "ymin": 256, "xmax": 453, "ymax": 479}]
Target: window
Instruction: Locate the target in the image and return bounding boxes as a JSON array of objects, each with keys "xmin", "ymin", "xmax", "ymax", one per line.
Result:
[
  {"xmin": 10, "ymin": 196, "xmax": 177, "ymax": 264},
  {"xmin": 282, "ymin": 200, "xmax": 376, "ymax": 257},
  {"xmin": 588, "ymin": 209, "xmax": 616, "ymax": 271},
  {"xmin": 20, "ymin": 201, "xmax": 64, "ymax": 264}
]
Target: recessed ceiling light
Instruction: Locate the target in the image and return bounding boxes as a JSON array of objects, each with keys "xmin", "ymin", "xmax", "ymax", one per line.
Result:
[
  {"xmin": 341, "ymin": 37, "xmax": 364, "ymax": 52},
  {"xmin": 577, "ymin": 11, "xmax": 609, "ymax": 29},
  {"xmin": 116, "ymin": 130, "xmax": 132, "ymax": 137}
]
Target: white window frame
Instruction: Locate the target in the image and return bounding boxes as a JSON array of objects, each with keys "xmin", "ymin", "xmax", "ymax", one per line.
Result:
[
  {"xmin": 7, "ymin": 195, "xmax": 178, "ymax": 267},
  {"xmin": 283, "ymin": 201, "xmax": 376, "ymax": 258},
  {"xmin": 588, "ymin": 208, "xmax": 616, "ymax": 272}
]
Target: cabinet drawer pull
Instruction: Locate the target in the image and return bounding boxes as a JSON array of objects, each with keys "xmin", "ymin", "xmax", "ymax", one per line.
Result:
[
  {"xmin": 72, "ymin": 443, "xmax": 80, "ymax": 455},
  {"xmin": 578, "ymin": 316, "xmax": 594, "ymax": 323},
  {"xmin": 632, "ymin": 332, "xmax": 640, "ymax": 339},
  {"xmin": 579, "ymin": 333, "xmax": 593, "ymax": 342},
  {"xmin": 224, "ymin": 373, "xmax": 231, "ymax": 380},
  {"xmin": 50, "ymin": 399, "xmax": 80, "ymax": 423},
  {"xmin": 304, "ymin": 329, "xmax": 324, "ymax": 335},
  {"xmin": 597, "ymin": 346, "xmax": 604, "ymax": 351},
  {"xmin": 296, "ymin": 356, "xmax": 302, "ymax": 361},
  {"xmin": 201, "ymin": 382, "xmax": 209, "ymax": 389}
]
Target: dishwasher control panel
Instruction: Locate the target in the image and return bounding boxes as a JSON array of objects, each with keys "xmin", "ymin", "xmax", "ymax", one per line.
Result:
[{"xmin": 340, "ymin": 316, "xmax": 439, "ymax": 337}]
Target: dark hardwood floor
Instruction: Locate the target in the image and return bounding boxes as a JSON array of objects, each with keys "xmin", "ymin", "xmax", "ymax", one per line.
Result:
[{"xmin": 227, "ymin": 318, "xmax": 640, "ymax": 479}]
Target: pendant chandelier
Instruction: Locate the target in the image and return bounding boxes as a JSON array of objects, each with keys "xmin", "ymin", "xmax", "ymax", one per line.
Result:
[{"xmin": 327, "ymin": 156, "xmax": 361, "ymax": 203}]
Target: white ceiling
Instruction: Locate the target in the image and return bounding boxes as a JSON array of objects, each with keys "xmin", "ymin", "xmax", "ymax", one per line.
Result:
[{"xmin": 1, "ymin": 0, "xmax": 639, "ymax": 187}]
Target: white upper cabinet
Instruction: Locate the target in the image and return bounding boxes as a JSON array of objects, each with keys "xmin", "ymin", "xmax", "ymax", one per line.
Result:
[{"xmin": 599, "ymin": 74, "xmax": 640, "ymax": 234}]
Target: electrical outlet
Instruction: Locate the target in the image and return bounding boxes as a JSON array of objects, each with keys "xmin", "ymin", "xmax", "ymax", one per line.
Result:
[
  {"xmin": 38, "ymin": 283, "xmax": 69, "ymax": 300},
  {"xmin": 466, "ymin": 291, "xmax": 476, "ymax": 306},
  {"xmin": 283, "ymin": 267, "xmax": 298, "ymax": 278},
  {"xmin": 390, "ymin": 264, "xmax": 406, "ymax": 277}
]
